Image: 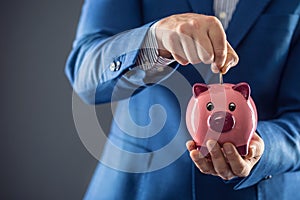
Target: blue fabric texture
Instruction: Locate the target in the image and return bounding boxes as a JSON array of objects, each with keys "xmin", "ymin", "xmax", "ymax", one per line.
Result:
[{"xmin": 65, "ymin": 0, "xmax": 300, "ymax": 199}]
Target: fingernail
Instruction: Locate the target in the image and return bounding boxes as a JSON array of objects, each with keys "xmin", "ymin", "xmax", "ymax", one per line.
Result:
[
  {"xmin": 221, "ymin": 67, "xmax": 228, "ymax": 74},
  {"xmin": 227, "ymin": 60, "xmax": 235, "ymax": 68},
  {"xmin": 250, "ymin": 146, "xmax": 256, "ymax": 156},
  {"xmin": 223, "ymin": 144, "xmax": 233, "ymax": 154},
  {"xmin": 221, "ymin": 60, "xmax": 235, "ymax": 74},
  {"xmin": 211, "ymin": 63, "xmax": 220, "ymax": 73},
  {"xmin": 207, "ymin": 140, "xmax": 216, "ymax": 149},
  {"xmin": 199, "ymin": 152, "xmax": 205, "ymax": 159}
]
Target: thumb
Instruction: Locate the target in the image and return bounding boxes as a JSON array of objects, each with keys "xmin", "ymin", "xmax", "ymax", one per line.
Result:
[
  {"xmin": 220, "ymin": 42, "xmax": 239, "ymax": 74},
  {"xmin": 245, "ymin": 132, "xmax": 265, "ymax": 160}
]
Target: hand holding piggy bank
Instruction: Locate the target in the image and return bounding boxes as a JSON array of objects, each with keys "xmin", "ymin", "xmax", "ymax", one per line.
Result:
[{"xmin": 186, "ymin": 82, "xmax": 257, "ymax": 156}]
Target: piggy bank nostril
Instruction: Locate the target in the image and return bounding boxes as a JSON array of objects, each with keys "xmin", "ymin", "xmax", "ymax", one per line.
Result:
[{"xmin": 209, "ymin": 112, "xmax": 234, "ymax": 133}]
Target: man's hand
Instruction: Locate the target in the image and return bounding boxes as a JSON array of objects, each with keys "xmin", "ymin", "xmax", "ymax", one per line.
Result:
[
  {"xmin": 186, "ymin": 132, "xmax": 264, "ymax": 180},
  {"xmin": 155, "ymin": 13, "xmax": 239, "ymax": 73}
]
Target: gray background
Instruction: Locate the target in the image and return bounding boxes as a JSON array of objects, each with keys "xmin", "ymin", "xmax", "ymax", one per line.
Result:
[{"xmin": 0, "ymin": 0, "xmax": 102, "ymax": 199}]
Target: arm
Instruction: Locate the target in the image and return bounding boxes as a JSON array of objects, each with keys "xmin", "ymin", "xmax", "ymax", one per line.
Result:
[
  {"xmin": 65, "ymin": 1, "xmax": 239, "ymax": 104},
  {"xmin": 65, "ymin": 0, "xmax": 154, "ymax": 104}
]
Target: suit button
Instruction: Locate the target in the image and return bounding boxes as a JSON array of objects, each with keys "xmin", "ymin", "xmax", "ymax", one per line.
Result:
[
  {"xmin": 110, "ymin": 61, "xmax": 121, "ymax": 71},
  {"xmin": 264, "ymin": 175, "xmax": 272, "ymax": 180}
]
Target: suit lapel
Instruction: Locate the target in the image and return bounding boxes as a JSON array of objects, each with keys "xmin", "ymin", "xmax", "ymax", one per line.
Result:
[{"xmin": 226, "ymin": 0, "xmax": 272, "ymax": 48}]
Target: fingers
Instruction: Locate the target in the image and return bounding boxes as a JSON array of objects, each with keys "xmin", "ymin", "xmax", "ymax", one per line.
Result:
[
  {"xmin": 187, "ymin": 140, "xmax": 236, "ymax": 180},
  {"xmin": 222, "ymin": 133, "xmax": 265, "ymax": 177},
  {"xmin": 186, "ymin": 140, "xmax": 196, "ymax": 151},
  {"xmin": 181, "ymin": 33, "xmax": 203, "ymax": 64},
  {"xmin": 186, "ymin": 140, "xmax": 216, "ymax": 175},
  {"xmin": 248, "ymin": 132, "xmax": 265, "ymax": 159},
  {"xmin": 159, "ymin": 25, "xmax": 208, "ymax": 65},
  {"xmin": 161, "ymin": 31, "xmax": 188, "ymax": 65},
  {"xmin": 223, "ymin": 143, "xmax": 251, "ymax": 177},
  {"xmin": 155, "ymin": 13, "xmax": 238, "ymax": 71},
  {"xmin": 193, "ymin": 29, "xmax": 214, "ymax": 64},
  {"xmin": 166, "ymin": 30, "xmax": 214, "ymax": 65},
  {"xmin": 207, "ymin": 16, "xmax": 227, "ymax": 68},
  {"xmin": 211, "ymin": 42, "xmax": 239, "ymax": 74},
  {"xmin": 206, "ymin": 140, "xmax": 236, "ymax": 180},
  {"xmin": 189, "ymin": 149, "xmax": 218, "ymax": 176},
  {"xmin": 220, "ymin": 42, "xmax": 239, "ymax": 74},
  {"xmin": 187, "ymin": 138, "xmax": 265, "ymax": 179}
]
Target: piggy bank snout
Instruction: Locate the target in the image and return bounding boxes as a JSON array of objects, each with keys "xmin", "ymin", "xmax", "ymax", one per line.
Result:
[{"xmin": 208, "ymin": 111, "xmax": 234, "ymax": 133}]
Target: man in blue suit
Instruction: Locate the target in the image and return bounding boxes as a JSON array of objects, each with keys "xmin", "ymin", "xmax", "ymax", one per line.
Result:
[{"xmin": 66, "ymin": 0, "xmax": 300, "ymax": 199}]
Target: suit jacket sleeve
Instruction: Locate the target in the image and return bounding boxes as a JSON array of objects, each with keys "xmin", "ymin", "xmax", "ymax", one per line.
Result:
[{"xmin": 65, "ymin": 0, "xmax": 168, "ymax": 104}]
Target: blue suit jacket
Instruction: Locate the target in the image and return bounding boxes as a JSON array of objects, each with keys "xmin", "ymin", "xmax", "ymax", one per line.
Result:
[{"xmin": 66, "ymin": 0, "xmax": 300, "ymax": 199}]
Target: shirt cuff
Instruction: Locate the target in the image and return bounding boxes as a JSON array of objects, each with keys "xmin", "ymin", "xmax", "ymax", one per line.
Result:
[{"xmin": 135, "ymin": 24, "xmax": 175, "ymax": 75}]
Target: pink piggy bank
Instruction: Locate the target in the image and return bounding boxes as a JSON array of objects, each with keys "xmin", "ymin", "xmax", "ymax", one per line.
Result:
[{"xmin": 186, "ymin": 82, "xmax": 257, "ymax": 156}]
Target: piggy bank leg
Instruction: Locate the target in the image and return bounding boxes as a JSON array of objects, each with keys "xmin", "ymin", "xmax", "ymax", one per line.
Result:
[{"xmin": 236, "ymin": 145, "xmax": 248, "ymax": 156}]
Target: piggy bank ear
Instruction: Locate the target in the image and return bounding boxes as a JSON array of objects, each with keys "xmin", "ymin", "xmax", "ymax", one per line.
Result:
[
  {"xmin": 233, "ymin": 82, "xmax": 251, "ymax": 100},
  {"xmin": 193, "ymin": 83, "xmax": 209, "ymax": 97}
]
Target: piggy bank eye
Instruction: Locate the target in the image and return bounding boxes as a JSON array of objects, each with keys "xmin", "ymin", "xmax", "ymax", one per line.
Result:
[
  {"xmin": 229, "ymin": 102, "xmax": 236, "ymax": 111},
  {"xmin": 206, "ymin": 102, "xmax": 214, "ymax": 111}
]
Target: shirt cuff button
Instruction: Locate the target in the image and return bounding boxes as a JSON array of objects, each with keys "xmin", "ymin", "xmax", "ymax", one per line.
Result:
[
  {"xmin": 115, "ymin": 61, "xmax": 121, "ymax": 71},
  {"xmin": 110, "ymin": 61, "xmax": 121, "ymax": 71}
]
